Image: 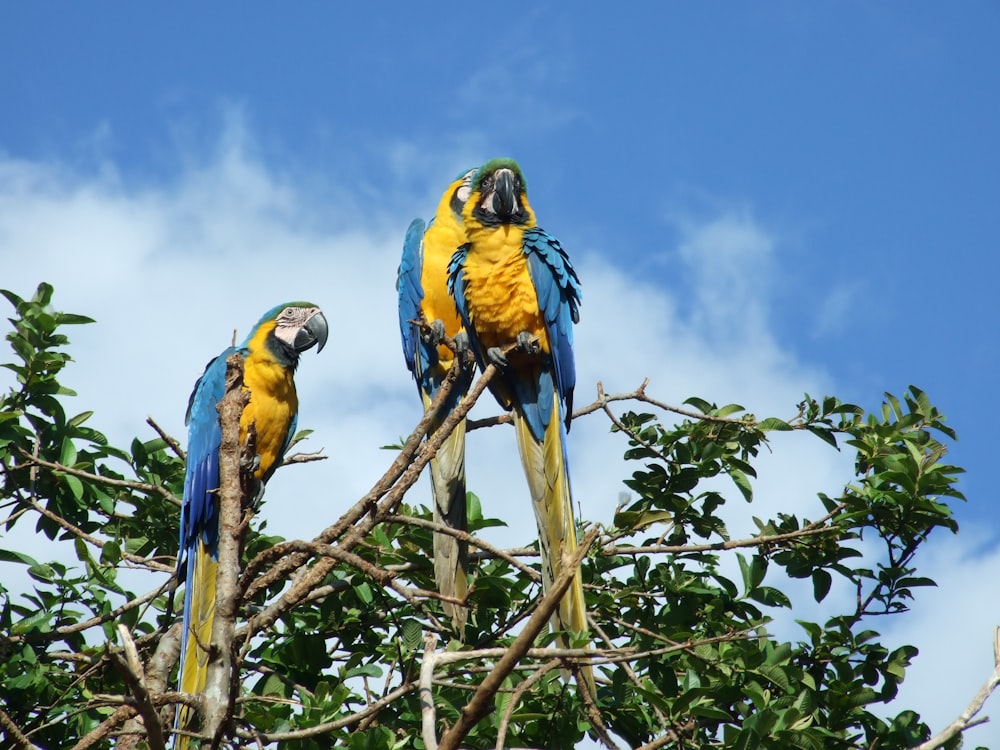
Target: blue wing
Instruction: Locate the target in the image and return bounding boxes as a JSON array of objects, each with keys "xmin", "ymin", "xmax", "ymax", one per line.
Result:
[
  {"xmin": 397, "ymin": 218, "xmax": 426, "ymax": 378},
  {"xmin": 178, "ymin": 349, "xmax": 233, "ymax": 576},
  {"xmin": 523, "ymin": 227, "xmax": 582, "ymax": 431},
  {"xmin": 447, "ymin": 243, "xmax": 472, "ymax": 354}
]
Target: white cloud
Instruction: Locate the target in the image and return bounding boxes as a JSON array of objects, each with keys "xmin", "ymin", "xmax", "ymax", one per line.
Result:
[{"xmin": 0, "ymin": 113, "xmax": 995, "ymax": 746}]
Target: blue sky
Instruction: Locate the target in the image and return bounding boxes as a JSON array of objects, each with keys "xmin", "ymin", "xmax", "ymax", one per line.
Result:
[{"xmin": 3, "ymin": 3, "xmax": 999, "ymax": 745}]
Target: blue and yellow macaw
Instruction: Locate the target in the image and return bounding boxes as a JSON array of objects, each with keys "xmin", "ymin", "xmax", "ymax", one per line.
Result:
[
  {"xmin": 447, "ymin": 158, "xmax": 593, "ymax": 696},
  {"xmin": 174, "ymin": 302, "xmax": 328, "ymax": 747},
  {"xmin": 398, "ymin": 167, "xmax": 477, "ymax": 632}
]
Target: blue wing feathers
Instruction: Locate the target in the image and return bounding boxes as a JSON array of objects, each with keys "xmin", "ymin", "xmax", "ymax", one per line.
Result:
[
  {"xmin": 178, "ymin": 351, "xmax": 232, "ymax": 582},
  {"xmin": 523, "ymin": 228, "xmax": 581, "ymax": 432},
  {"xmin": 397, "ymin": 218, "xmax": 426, "ymax": 377}
]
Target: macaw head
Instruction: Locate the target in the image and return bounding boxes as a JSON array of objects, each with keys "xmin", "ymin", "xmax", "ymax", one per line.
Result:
[
  {"xmin": 249, "ymin": 302, "xmax": 329, "ymax": 367},
  {"xmin": 444, "ymin": 166, "xmax": 479, "ymax": 221},
  {"xmin": 470, "ymin": 158, "xmax": 532, "ymax": 226}
]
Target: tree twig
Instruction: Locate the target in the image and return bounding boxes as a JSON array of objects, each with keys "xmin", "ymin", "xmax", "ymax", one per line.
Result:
[
  {"xmin": 436, "ymin": 526, "xmax": 601, "ymax": 750},
  {"xmin": 146, "ymin": 416, "xmax": 186, "ymax": 461},
  {"xmin": 18, "ymin": 450, "xmax": 182, "ymax": 508},
  {"xmin": 108, "ymin": 625, "xmax": 165, "ymax": 750}
]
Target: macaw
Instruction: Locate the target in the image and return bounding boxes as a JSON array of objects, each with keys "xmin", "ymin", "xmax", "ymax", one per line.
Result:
[
  {"xmin": 397, "ymin": 167, "xmax": 478, "ymax": 631},
  {"xmin": 174, "ymin": 302, "xmax": 328, "ymax": 747},
  {"xmin": 447, "ymin": 158, "xmax": 593, "ymax": 697}
]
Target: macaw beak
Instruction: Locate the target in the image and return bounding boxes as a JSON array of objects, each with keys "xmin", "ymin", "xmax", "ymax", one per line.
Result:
[
  {"xmin": 492, "ymin": 168, "xmax": 519, "ymax": 221},
  {"xmin": 294, "ymin": 310, "xmax": 329, "ymax": 354}
]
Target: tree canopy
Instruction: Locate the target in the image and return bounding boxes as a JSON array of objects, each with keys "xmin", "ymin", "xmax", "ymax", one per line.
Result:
[{"xmin": 0, "ymin": 283, "xmax": 990, "ymax": 750}]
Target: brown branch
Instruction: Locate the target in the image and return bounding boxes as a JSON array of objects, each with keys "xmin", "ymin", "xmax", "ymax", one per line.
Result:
[
  {"xmin": 390, "ymin": 514, "xmax": 542, "ymax": 582},
  {"xmin": 244, "ymin": 358, "xmax": 498, "ymax": 638},
  {"xmin": 420, "ymin": 633, "xmax": 442, "ymax": 750},
  {"xmin": 240, "ymin": 350, "xmax": 467, "ymax": 598},
  {"xmin": 203, "ymin": 353, "xmax": 252, "ymax": 748},
  {"xmin": 19, "ymin": 450, "xmax": 182, "ymax": 508},
  {"xmin": 437, "ymin": 526, "xmax": 601, "ymax": 750},
  {"xmin": 0, "ymin": 705, "xmax": 40, "ymax": 750},
  {"xmin": 108, "ymin": 625, "xmax": 165, "ymax": 750},
  {"xmin": 494, "ymin": 658, "xmax": 563, "ymax": 750},
  {"xmin": 602, "ymin": 523, "xmax": 842, "ymax": 556},
  {"xmin": 236, "ymin": 682, "xmax": 418, "ymax": 743},
  {"xmin": 6, "ymin": 581, "xmax": 171, "ymax": 645},
  {"xmin": 146, "ymin": 416, "xmax": 186, "ymax": 461},
  {"xmin": 282, "ymin": 450, "xmax": 327, "ymax": 465},
  {"xmin": 70, "ymin": 705, "xmax": 137, "ymax": 750}
]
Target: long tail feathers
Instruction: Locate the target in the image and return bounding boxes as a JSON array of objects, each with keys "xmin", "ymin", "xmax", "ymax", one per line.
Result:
[
  {"xmin": 513, "ymin": 406, "xmax": 595, "ymax": 701},
  {"xmin": 429, "ymin": 416, "xmax": 469, "ymax": 631},
  {"xmin": 176, "ymin": 542, "xmax": 217, "ymax": 748},
  {"xmin": 422, "ymin": 390, "xmax": 469, "ymax": 632}
]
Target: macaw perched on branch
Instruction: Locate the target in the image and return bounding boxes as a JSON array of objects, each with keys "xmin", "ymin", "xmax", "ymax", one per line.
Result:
[
  {"xmin": 448, "ymin": 158, "xmax": 593, "ymax": 697},
  {"xmin": 398, "ymin": 167, "xmax": 478, "ymax": 632},
  {"xmin": 174, "ymin": 302, "xmax": 328, "ymax": 747}
]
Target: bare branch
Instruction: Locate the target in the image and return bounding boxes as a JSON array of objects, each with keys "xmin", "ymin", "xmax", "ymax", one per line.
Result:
[
  {"xmin": 437, "ymin": 526, "xmax": 601, "ymax": 750},
  {"xmin": 244, "ymin": 357, "xmax": 499, "ymax": 638},
  {"xmin": 146, "ymin": 416, "xmax": 186, "ymax": 461},
  {"xmin": 494, "ymin": 658, "xmax": 563, "ymax": 750},
  {"xmin": 0, "ymin": 705, "xmax": 41, "ymax": 750},
  {"xmin": 19, "ymin": 450, "xmax": 182, "ymax": 508},
  {"xmin": 202, "ymin": 353, "xmax": 252, "ymax": 747},
  {"xmin": 282, "ymin": 450, "xmax": 327, "ymax": 465},
  {"xmin": 237, "ymin": 682, "xmax": 418, "ymax": 743},
  {"xmin": 70, "ymin": 706, "xmax": 137, "ymax": 750},
  {"xmin": 108, "ymin": 625, "xmax": 165, "ymax": 750},
  {"xmin": 6, "ymin": 581, "xmax": 172, "ymax": 646},
  {"xmin": 420, "ymin": 633, "xmax": 441, "ymax": 750}
]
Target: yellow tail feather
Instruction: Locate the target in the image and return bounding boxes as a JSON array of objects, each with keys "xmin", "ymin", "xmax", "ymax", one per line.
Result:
[
  {"xmin": 428, "ymin": 414, "xmax": 469, "ymax": 632},
  {"xmin": 176, "ymin": 542, "xmax": 217, "ymax": 749},
  {"xmin": 512, "ymin": 405, "xmax": 595, "ymax": 701}
]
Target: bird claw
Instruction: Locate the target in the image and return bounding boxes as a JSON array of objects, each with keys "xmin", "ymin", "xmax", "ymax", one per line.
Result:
[
  {"xmin": 453, "ymin": 330, "xmax": 469, "ymax": 355},
  {"xmin": 250, "ymin": 481, "xmax": 266, "ymax": 511},
  {"xmin": 516, "ymin": 331, "xmax": 539, "ymax": 354},
  {"xmin": 241, "ymin": 454, "xmax": 262, "ymax": 473},
  {"xmin": 487, "ymin": 347, "xmax": 508, "ymax": 366},
  {"xmin": 423, "ymin": 319, "xmax": 447, "ymax": 345}
]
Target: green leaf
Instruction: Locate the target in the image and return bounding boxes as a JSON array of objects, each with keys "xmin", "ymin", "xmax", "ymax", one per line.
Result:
[
  {"xmin": 759, "ymin": 417, "xmax": 793, "ymax": 432},
  {"xmin": 730, "ymin": 467, "xmax": 753, "ymax": 502},
  {"xmin": 811, "ymin": 570, "xmax": 832, "ymax": 602},
  {"xmin": 0, "ymin": 548, "xmax": 41, "ymax": 567}
]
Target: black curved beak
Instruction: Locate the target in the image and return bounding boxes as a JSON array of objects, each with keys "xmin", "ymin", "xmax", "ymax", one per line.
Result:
[
  {"xmin": 493, "ymin": 168, "xmax": 519, "ymax": 221},
  {"xmin": 294, "ymin": 310, "xmax": 329, "ymax": 353}
]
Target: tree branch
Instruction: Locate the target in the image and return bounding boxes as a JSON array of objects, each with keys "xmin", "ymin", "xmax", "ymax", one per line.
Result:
[
  {"xmin": 436, "ymin": 526, "xmax": 601, "ymax": 750},
  {"xmin": 0, "ymin": 705, "xmax": 41, "ymax": 750},
  {"xmin": 19, "ymin": 450, "xmax": 182, "ymax": 508},
  {"xmin": 202, "ymin": 353, "xmax": 252, "ymax": 748},
  {"xmin": 244, "ymin": 357, "xmax": 498, "ymax": 638},
  {"xmin": 108, "ymin": 625, "xmax": 165, "ymax": 750}
]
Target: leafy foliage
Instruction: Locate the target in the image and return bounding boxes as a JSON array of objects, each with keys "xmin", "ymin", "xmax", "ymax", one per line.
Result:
[{"xmin": 0, "ymin": 284, "xmax": 975, "ymax": 749}]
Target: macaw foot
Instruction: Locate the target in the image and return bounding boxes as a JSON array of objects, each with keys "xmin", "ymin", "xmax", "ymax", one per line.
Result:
[
  {"xmin": 486, "ymin": 346, "xmax": 508, "ymax": 367},
  {"xmin": 423, "ymin": 319, "xmax": 447, "ymax": 345},
  {"xmin": 453, "ymin": 330, "xmax": 469, "ymax": 356},
  {"xmin": 516, "ymin": 331, "xmax": 539, "ymax": 354},
  {"xmin": 250, "ymin": 480, "xmax": 266, "ymax": 511},
  {"xmin": 241, "ymin": 454, "xmax": 262, "ymax": 474}
]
